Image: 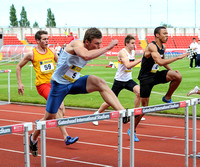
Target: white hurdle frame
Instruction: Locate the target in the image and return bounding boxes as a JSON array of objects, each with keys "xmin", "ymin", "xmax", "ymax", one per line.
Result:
[
  {"xmin": 36, "ymin": 111, "xmax": 125, "ymax": 167},
  {"xmin": 0, "ymin": 69, "xmax": 11, "ymax": 104},
  {"xmin": 35, "ymin": 98, "xmax": 199, "ymax": 167},
  {"xmin": 0, "ymin": 122, "xmax": 33, "ymax": 167},
  {"xmin": 128, "ymin": 100, "xmax": 191, "ymax": 167},
  {"xmin": 189, "ymin": 98, "xmax": 200, "ymax": 167}
]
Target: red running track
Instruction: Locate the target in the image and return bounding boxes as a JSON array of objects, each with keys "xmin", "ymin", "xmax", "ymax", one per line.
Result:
[{"xmin": 0, "ymin": 104, "xmax": 199, "ymax": 167}]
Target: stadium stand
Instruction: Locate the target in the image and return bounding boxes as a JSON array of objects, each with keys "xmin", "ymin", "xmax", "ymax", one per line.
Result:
[
  {"xmin": 173, "ymin": 36, "xmax": 199, "ymax": 48},
  {"xmin": 25, "ymin": 34, "xmax": 78, "ymax": 46},
  {"xmin": 3, "ymin": 35, "xmax": 23, "ymax": 45}
]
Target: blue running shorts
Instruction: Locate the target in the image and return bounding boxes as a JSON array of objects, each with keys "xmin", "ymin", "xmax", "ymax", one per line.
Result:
[{"xmin": 46, "ymin": 75, "xmax": 89, "ymax": 114}]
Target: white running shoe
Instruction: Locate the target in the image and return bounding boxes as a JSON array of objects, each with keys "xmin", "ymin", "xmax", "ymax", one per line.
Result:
[
  {"xmin": 187, "ymin": 86, "xmax": 200, "ymax": 96},
  {"xmin": 141, "ymin": 117, "xmax": 146, "ymax": 121},
  {"xmin": 92, "ymin": 111, "xmax": 99, "ymax": 126}
]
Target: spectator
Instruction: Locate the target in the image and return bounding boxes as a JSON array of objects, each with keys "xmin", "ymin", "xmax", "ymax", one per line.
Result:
[
  {"xmin": 189, "ymin": 38, "xmax": 198, "ymax": 68},
  {"xmin": 196, "ymin": 39, "xmax": 200, "ymax": 68}
]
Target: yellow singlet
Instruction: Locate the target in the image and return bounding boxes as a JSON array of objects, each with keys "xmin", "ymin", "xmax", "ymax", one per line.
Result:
[{"xmin": 32, "ymin": 48, "xmax": 56, "ymax": 86}]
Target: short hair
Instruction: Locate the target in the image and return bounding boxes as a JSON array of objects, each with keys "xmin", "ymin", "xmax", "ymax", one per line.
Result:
[
  {"xmin": 154, "ymin": 26, "xmax": 166, "ymax": 37},
  {"xmin": 35, "ymin": 30, "xmax": 48, "ymax": 40},
  {"xmin": 124, "ymin": 35, "xmax": 135, "ymax": 46},
  {"xmin": 83, "ymin": 27, "xmax": 102, "ymax": 43},
  {"xmin": 193, "ymin": 38, "xmax": 196, "ymax": 40}
]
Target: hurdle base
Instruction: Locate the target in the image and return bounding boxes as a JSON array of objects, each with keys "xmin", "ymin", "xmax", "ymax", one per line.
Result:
[{"xmin": 189, "ymin": 153, "xmax": 200, "ymax": 159}]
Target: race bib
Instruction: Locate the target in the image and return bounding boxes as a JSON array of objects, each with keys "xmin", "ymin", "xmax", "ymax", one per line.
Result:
[
  {"xmin": 63, "ymin": 65, "xmax": 82, "ymax": 83},
  {"xmin": 151, "ymin": 63, "xmax": 159, "ymax": 73},
  {"xmin": 40, "ymin": 60, "xmax": 54, "ymax": 74}
]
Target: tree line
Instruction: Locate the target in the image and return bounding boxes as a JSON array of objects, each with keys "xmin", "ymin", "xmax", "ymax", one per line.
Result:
[{"xmin": 9, "ymin": 4, "xmax": 56, "ymax": 28}]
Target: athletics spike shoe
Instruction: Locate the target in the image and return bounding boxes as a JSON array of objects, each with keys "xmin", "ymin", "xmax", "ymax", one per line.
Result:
[
  {"xmin": 65, "ymin": 136, "xmax": 79, "ymax": 145},
  {"xmin": 162, "ymin": 96, "xmax": 173, "ymax": 103},
  {"xmin": 30, "ymin": 133, "xmax": 38, "ymax": 157},
  {"xmin": 187, "ymin": 86, "xmax": 200, "ymax": 96},
  {"xmin": 127, "ymin": 129, "xmax": 139, "ymax": 142}
]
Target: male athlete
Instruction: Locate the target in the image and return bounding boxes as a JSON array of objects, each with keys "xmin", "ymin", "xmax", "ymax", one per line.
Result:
[
  {"xmin": 138, "ymin": 26, "xmax": 190, "ymax": 107},
  {"xmin": 29, "ymin": 27, "xmax": 125, "ymax": 156},
  {"xmin": 93, "ymin": 35, "xmax": 142, "ymax": 141},
  {"xmin": 16, "ymin": 31, "xmax": 78, "ymax": 155}
]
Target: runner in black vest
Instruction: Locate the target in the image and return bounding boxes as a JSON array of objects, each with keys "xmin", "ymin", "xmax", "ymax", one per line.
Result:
[{"xmin": 138, "ymin": 26, "xmax": 190, "ymax": 107}]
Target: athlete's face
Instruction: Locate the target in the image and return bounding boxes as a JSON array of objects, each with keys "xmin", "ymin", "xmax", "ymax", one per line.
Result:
[
  {"xmin": 37, "ymin": 34, "xmax": 49, "ymax": 48},
  {"xmin": 86, "ymin": 38, "xmax": 102, "ymax": 50},
  {"xmin": 126, "ymin": 39, "xmax": 135, "ymax": 50},
  {"xmin": 157, "ymin": 29, "xmax": 168, "ymax": 43}
]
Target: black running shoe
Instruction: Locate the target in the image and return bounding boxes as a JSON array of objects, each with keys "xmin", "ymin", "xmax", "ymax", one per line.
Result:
[{"xmin": 30, "ymin": 133, "xmax": 38, "ymax": 157}]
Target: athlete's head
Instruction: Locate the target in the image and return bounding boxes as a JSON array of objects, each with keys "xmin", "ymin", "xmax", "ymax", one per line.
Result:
[
  {"xmin": 124, "ymin": 35, "xmax": 136, "ymax": 50},
  {"xmin": 35, "ymin": 30, "xmax": 49, "ymax": 48},
  {"xmin": 154, "ymin": 26, "xmax": 168, "ymax": 43},
  {"xmin": 83, "ymin": 27, "xmax": 102, "ymax": 50}
]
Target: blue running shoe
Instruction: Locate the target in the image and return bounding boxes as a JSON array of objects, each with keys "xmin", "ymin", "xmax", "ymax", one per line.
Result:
[
  {"xmin": 65, "ymin": 136, "xmax": 79, "ymax": 145},
  {"xmin": 134, "ymin": 133, "xmax": 139, "ymax": 142},
  {"xmin": 127, "ymin": 128, "xmax": 130, "ymax": 136},
  {"xmin": 127, "ymin": 129, "xmax": 139, "ymax": 142},
  {"xmin": 162, "ymin": 96, "xmax": 173, "ymax": 103}
]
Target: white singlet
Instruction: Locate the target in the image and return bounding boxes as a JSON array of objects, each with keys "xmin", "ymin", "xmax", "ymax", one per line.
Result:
[{"xmin": 114, "ymin": 48, "xmax": 135, "ymax": 82}]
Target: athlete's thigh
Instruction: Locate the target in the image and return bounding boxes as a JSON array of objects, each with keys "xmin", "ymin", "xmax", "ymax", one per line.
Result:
[
  {"xmin": 86, "ymin": 75, "xmax": 108, "ymax": 93},
  {"xmin": 111, "ymin": 80, "xmax": 124, "ymax": 96},
  {"xmin": 125, "ymin": 80, "xmax": 138, "ymax": 93}
]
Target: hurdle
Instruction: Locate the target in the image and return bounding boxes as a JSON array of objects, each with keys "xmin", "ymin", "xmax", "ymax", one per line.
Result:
[
  {"xmin": 189, "ymin": 98, "xmax": 200, "ymax": 166},
  {"xmin": 36, "ymin": 111, "xmax": 125, "ymax": 167},
  {"xmin": 35, "ymin": 99, "xmax": 198, "ymax": 167},
  {"xmin": 128, "ymin": 100, "xmax": 191, "ymax": 167},
  {"xmin": 0, "ymin": 122, "xmax": 33, "ymax": 167},
  {"xmin": 0, "ymin": 69, "xmax": 11, "ymax": 104}
]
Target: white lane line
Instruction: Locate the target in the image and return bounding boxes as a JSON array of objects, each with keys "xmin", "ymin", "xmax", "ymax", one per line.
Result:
[
  {"xmin": 0, "ymin": 147, "xmax": 112, "ymax": 167},
  {"xmin": 4, "ymin": 134, "xmax": 186, "ymax": 158}
]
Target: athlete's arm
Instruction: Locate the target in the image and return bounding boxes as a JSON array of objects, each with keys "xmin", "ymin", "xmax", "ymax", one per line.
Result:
[
  {"xmin": 162, "ymin": 46, "xmax": 172, "ymax": 70},
  {"xmin": 72, "ymin": 40, "xmax": 118, "ymax": 61},
  {"xmin": 16, "ymin": 52, "xmax": 33, "ymax": 95},
  {"xmin": 119, "ymin": 50, "xmax": 141, "ymax": 69},
  {"xmin": 150, "ymin": 44, "xmax": 189, "ymax": 66}
]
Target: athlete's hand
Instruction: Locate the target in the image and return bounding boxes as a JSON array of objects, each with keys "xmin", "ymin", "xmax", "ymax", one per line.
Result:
[
  {"xmin": 18, "ymin": 83, "xmax": 24, "ymax": 96},
  {"xmin": 108, "ymin": 39, "xmax": 118, "ymax": 50}
]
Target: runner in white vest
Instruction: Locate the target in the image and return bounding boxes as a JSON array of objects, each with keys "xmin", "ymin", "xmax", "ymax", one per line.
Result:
[{"xmin": 93, "ymin": 35, "xmax": 143, "ymax": 142}]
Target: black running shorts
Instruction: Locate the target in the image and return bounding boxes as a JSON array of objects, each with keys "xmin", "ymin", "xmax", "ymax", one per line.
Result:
[
  {"xmin": 140, "ymin": 70, "xmax": 169, "ymax": 98},
  {"xmin": 111, "ymin": 79, "xmax": 138, "ymax": 97}
]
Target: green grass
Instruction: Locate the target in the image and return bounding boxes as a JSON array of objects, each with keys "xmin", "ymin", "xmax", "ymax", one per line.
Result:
[{"xmin": 0, "ymin": 56, "xmax": 199, "ymax": 116}]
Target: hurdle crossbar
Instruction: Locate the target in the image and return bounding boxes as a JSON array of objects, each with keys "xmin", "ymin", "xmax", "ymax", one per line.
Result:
[
  {"xmin": 36, "ymin": 111, "xmax": 125, "ymax": 167},
  {"xmin": 128, "ymin": 100, "xmax": 190, "ymax": 167},
  {"xmin": 0, "ymin": 122, "xmax": 33, "ymax": 167}
]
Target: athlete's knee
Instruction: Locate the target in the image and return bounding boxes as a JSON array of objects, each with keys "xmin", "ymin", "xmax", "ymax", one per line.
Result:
[
  {"xmin": 134, "ymin": 86, "xmax": 140, "ymax": 97},
  {"xmin": 174, "ymin": 72, "xmax": 182, "ymax": 82}
]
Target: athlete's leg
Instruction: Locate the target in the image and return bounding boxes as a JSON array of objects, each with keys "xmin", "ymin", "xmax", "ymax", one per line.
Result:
[
  {"xmin": 32, "ymin": 111, "xmax": 57, "ymax": 141},
  {"xmin": 133, "ymin": 85, "xmax": 140, "ymax": 108},
  {"xmin": 86, "ymin": 75, "xmax": 124, "ymax": 111},
  {"xmin": 164, "ymin": 70, "xmax": 182, "ymax": 100},
  {"xmin": 37, "ymin": 84, "xmax": 69, "ymax": 140},
  {"xmin": 56, "ymin": 102, "xmax": 69, "ymax": 140}
]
